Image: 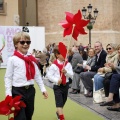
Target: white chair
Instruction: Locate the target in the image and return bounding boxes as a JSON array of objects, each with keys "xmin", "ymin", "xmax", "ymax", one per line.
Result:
[{"xmin": 80, "ymin": 79, "xmax": 87, "ymax": 94}]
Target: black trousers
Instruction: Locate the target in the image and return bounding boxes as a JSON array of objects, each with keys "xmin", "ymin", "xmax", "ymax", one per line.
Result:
[
  {"xmin": 12, "ymin": 85, "xmax": 35, "ymax": 120},
  {"xmin": 40, "ymin": 64, "xmax": 44, "ymax": 76},
  {"xmin": 109, "ymin": 74, "xmax": 120, "ymax": 103},
  {"xmin": 103, "ymin": 72, "xmax": 116, "ymax": 97},
  {"xmin": 103, "ymin": 78, "xmax": 111, "ymax": 97},
  {"xmin": 53, "ymin": 83, "xmax": 69, "ymax": 107}
]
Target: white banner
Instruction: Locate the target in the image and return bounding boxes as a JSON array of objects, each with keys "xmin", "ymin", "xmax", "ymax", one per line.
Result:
[{"xmin": 0, "ymin": 26, "xmax": 45, "ymax": 68}]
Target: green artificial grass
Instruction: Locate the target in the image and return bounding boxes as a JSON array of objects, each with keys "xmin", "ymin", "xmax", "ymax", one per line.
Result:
[{"xmin": 0, "ymin": 69, "xmax": 104, "ymax": 120}]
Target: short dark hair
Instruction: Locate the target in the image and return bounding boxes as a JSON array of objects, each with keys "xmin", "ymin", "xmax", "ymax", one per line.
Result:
[{"xmin": 53, "ymin": 48, "xmax": 60, "ymax": 58}]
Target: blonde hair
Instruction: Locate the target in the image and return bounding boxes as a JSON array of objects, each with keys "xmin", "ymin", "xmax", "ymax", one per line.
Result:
[
  {"xmin": 13, "ymin": 32, "xmax": 30, "ymax": 49},
  {"xmin": 106, "ymin": 43, "xmax": 117, "ymax": 50},
  {"xmin": 117, "ymin": 44, "xmax": 120, "ymax": 50}
]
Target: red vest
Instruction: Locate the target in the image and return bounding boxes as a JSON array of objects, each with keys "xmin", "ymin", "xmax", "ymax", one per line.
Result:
[{"xmin": 53, "ymin": 60, "xmax": 68, "ymax": 85}]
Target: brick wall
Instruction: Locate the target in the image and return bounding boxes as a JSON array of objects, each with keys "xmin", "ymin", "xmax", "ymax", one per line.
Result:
[{"xmin": 37, "ymin": 0, "xmax": 120, "ymax": 48}]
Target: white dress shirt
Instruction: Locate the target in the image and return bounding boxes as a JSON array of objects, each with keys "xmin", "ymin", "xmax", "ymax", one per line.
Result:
[
  {"xmin": 4, "ymin": 52, "xmax": 46, "ymax": 96},
  {"xmin": 47, "ymin": 59, "xmax": 73, "ymax": 85}
]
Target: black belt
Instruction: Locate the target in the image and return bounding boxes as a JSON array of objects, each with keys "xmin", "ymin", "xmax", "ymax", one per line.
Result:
[
  {"xmin": 13, "ymin": 85, "xmax": 34, "ymax": 89},
  {"xmin": 56, "ymin": 82, "xmax": 69, "ymax": 87}
]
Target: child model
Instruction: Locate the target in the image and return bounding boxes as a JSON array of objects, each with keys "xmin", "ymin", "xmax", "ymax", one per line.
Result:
[
  {"xmin": 47, "ymin": 48, "xmax": 73, "ymax": 120},
  {"xmin": 4, "ymin": 32, "xmax": 48, "ymax": 120}
]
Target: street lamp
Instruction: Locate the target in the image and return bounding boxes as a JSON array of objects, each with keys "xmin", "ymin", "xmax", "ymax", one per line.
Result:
[{"xmin": 82, "ymin": 4, "xmax": 98, "ymax": 47}]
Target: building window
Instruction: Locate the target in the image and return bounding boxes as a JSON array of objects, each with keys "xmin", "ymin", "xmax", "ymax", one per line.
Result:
[
  {"xmin": 0, "ymin": 0, "xmax": 6, "ymax": 15},
  {"xmin": 0, "ymin": 0, "xmax": 3, "ymax": 10}
]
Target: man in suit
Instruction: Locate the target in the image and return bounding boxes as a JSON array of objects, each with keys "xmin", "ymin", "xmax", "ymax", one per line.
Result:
[{"xmin": 80, "ymin": 41, "xmax": 107, "ymax": 97}]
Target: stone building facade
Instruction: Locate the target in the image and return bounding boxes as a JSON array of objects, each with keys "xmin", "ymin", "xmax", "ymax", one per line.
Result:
[
  {"xmin": 37, "ymin": 0, "xmax": 120, "ymax": 48},
  {"xmin": 0, "ymin": 0, "xmax": 120, "ymax": 48}
]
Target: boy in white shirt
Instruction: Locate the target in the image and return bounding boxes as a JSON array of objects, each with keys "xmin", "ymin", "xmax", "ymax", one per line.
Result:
[
  {"xmin": 4, "ymin": 32, "xmax": 48, "ymax": 120},
  {"xmin": 47, "ymin": 48, "xmax": 73, "ymax": 120}
]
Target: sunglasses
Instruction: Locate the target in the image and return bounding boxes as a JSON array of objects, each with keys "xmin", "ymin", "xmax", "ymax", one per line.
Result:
[
  {"xmin": 19, "ymin": 41, "xmax": 31, "ymax": 45},
  {"xmin": 106, "ymin": 48, "xmax": 112, "ymax": 51}
]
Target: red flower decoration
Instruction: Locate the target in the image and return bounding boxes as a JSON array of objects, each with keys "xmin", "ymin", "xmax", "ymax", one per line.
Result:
[
  {"xmin": 0, "ymin": 95, "xmax": 26, "ymax": 118},
  {"xmin": 58, "ymin": 42, "xmax": 67, "ymax": 59},
  {"xmin": 59, "ymin": 10, "xmax": 90, "ymax": 40}
]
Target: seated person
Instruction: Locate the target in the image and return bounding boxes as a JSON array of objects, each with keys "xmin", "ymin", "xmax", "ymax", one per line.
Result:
[
  {"xmin": 70, "ymin": 48, "xmax": 96, "ymax": 94},
  {"xmin": 100, "ymin": 73, "xmax": 120, "ymax": 112},
  {"xmin": 102, "ymin": 44, "xmax": 120, "ymax": 97},
  {"xmin": 69, "ymin": 47, "xmax": 83, "ymax": 94},
  {"xmin": 80, "ymin": 41, "xmax": 107, "ymax": 97},
  {"xmin": 94, "ymin": 43, "xmax": 117, "ymax": 91}
]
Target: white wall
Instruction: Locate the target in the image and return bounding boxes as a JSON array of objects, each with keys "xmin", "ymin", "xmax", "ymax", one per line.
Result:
[{"xmin": 0, "ymin": 26, "xmax": 45, "ymax": 68}]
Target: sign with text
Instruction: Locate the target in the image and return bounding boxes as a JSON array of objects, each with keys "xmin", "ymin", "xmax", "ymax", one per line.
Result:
[{"xmin": 0, "ymin": 26, "xmax": 45, "ymax": 68}]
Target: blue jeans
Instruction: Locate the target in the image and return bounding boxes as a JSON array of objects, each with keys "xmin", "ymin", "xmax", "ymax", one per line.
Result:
[{"xmin": 94, "ymin": 74, "xmax": 104, "ymax": 91}]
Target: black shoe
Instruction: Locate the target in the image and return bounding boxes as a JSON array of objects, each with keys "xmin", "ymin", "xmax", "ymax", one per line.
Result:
[
  {"xmin": 100, "ymin": 101, "xmax": 114, "ymax": 106},
  {"xmin": 56, "ymin": 112, "xmax": 60, "ymax": 120},
  {"xmin": 77, "ymin": 90, "xmax": 80, "ymax": 93},
  {"xmin": 70, "ymin": 90, "xmax": 80, "ymax": 94},
  {"xmin": 107, "ymin": 107, "xmax": 120, "ymax": 112},
  {"xmin": 69, "ymin": 89, "xmax": 75, "ymax": 93},
  {"xmin": 84, "ymin": 91, "xmax": 93, "ymax": 97}
]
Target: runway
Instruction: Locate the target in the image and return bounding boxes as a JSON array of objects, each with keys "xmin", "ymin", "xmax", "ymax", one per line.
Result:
[{"xmin": 0, "ymin": 69, "xmax": 110, "ymax": 120}]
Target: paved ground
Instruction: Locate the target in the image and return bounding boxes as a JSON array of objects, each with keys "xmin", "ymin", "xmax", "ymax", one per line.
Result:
[{"xmin": 44, "ymin": 79, "xmax": 120, "ymax": 120}]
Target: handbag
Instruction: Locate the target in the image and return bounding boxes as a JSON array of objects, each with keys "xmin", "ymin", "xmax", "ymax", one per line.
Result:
[
  {"xmin": 74, "ymin": 66, "xmax": 84, "ymax": 74},
  {"xmin": 102, "ymin": 72, "xmax": 113, "ymax": 97},
  {"xmin": 104, "ymin": 72, "xmax": 113, "ymax": 79},
  {"xmin": 93, "ymin": 88, "xmax": 106, "ymax": 104}
]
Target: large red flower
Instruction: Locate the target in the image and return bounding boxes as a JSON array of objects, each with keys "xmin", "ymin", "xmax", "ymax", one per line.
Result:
[
  {"xmin": 0, "ymin": 95, "xmax": 26, "ymax": 117},
  {"xmin": 59, "ymin": 12, "xmax": 74, "ymax": 37},
  {"xmin": 59, "ymin": 10, "xmax": 90, "ymax": 40}
]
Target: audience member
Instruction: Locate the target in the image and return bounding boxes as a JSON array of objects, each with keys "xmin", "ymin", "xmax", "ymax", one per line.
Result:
[
  {"xmin": 69, "ymin": 47, "xmax": 83, "ymax": 94},
  {"xmin": 100, "ymin": 45, "xmax": 120, "ymax": 111},
  {"xmin": 102, "ymin": 44, "xmax": 120, "ymax": 97},
  {"xmin": 100, "ymin": 74, "xmax": 120, "ymax": 111},
  {"xmin": 94, "ymin": 43, "xmax": 117, "ymax": 91},
  {"xmin": 31, "ymin": 49, "xmax": 36, "ymax": 57},
  {"xmin": 80, "ymin": 41, "xmax": 107, "ymax": 97},
  {"xmin": 78, "ymin": 43, "xmax": 84, "ymax": 52},
  {"xmin": 36, "ymin": 50, "xmax": 47, "ymax": 76},
  {"xmin": 79, "ymin": 50, "xmax": 88, "ymax": 60},
  {"xmin": 49, "ymin": 51, "xmax": 56, "ymax": 65},
  {"xmin": 70, "ymin": 48, "xmax": 96, "ymax": 94},
  {"xmin": 67, "ymin": 48, "xmax": 73, "ymax": 63}
]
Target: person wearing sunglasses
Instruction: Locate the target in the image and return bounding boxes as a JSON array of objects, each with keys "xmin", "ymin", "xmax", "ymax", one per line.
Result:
[
  {"xmin": 100, "ymin": 44, "xmax": 120, "ymax": 111},
  {"xmin": 4, "ymin": 31, "xmax": 48, "ymax": 120},
  {"xmin": 94, "ymin": 43, "xmax": 118, "ymax": 91}
]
